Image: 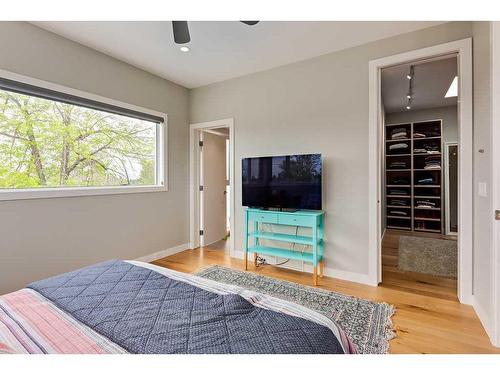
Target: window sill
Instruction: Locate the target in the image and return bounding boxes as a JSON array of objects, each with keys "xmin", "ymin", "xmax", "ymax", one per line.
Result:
[{"xmin": 0, "ymin": 184, "xmax": 168, "ymax": 201}]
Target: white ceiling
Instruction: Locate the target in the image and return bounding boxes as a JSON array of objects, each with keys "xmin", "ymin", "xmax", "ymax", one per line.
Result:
[
  {"xmin": 382, "ymin": 56, "xmax": 458, "ymax": 113},
  {"xmin": 32, "ymin": 21, "xmax": 445, "ymax": 89}
]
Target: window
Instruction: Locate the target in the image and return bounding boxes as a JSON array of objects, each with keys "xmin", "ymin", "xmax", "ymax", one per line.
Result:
[{"xmin": 0, "ymin": 74, "xmax": 166, "ymax": 200}]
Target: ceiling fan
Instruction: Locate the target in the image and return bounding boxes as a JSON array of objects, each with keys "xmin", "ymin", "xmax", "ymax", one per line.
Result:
[{"xmin": 172, "ymin": 21, "xmax": 259, "ymax": 44}]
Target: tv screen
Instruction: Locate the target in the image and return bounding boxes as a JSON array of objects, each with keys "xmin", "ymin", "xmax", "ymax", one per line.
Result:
[{"xmin": 242, "ymin": 153, "xmax": 322, "ymax": 210}]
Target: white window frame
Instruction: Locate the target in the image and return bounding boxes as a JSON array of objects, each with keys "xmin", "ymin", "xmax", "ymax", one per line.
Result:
[{"xmin": 0, "ymin": 69, "xmax": 168, "ymax": 201}]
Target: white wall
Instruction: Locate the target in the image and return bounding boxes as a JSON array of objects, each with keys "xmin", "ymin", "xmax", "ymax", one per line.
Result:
[
  {"xmin": 471, "ymin": 21, "xmax": 495, "ymax": 341},
  {"xmin": 190, "ymin": 22, "xmax": 473, "ymax": 283},
  {"xmin": 0, "ymin": 22, "xmax": 190, "ymax": 294},
  {"xmin": 491, "ymin": 21, "xmax": 500, "ymax": 347}
]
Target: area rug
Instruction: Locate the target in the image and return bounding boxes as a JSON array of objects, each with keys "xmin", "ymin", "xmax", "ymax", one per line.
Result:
[
  {"xmin": 196, "ymin": 265, "xmax": 395, "ymax": 354},
  {"xmin": 398, "ymin": 236, "xmax": 457, "ymax": 278}
]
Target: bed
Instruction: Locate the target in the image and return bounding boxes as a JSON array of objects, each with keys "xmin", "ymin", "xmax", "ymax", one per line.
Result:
[{"xmin": 0, "ymin": 260, "xmax": 355, "ymax": 354}]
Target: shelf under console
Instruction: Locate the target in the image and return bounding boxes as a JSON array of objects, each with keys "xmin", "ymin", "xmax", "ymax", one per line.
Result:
[
  {"xmin": 248, "ymin": 231, "xmax": 322, "ymax": 246},
  {"xmin": 247, "ymin": 245, "xmax": 323, "ymax": 263}
]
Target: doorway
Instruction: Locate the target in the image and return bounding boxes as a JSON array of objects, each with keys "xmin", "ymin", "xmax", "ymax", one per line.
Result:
[
  {"xmin": 380, "ymin": 56, "xmax": 459, "ymax": 299},
  {"xmin": 368, "ymin": 38, "xmax": 473, "ymax": 304},
  {"xmin": 189, "ymin": 118, "xmax": 235, "ymax": 255},
  {"xmin": 199, "ymin": 128, "xmax": 230, "ymax": 250}
]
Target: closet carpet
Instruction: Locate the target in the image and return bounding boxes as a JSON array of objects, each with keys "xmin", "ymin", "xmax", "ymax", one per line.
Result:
[{"xmin": 398, "ymin": 236, "xmax": 457, "ymax": 278}]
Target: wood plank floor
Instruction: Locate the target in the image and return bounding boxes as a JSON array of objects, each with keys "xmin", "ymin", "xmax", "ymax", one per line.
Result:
[
  {"xmin": 152, "ymin": 241, "xmax": 500, "ymax": 354},
  {"xmin": 382, "ymin": 229, "xmax": 458, "ymax": 301}
]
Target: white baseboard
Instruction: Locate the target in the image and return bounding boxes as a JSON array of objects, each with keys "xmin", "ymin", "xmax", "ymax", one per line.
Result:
[
  {"xmin": 135, "ymin": 243, "xmax": 190, "ymax": 263},
  {"xmin": 473, "ymin": 296, "xmax": 497, "ymax": 346},
  {"xmin": 232, "ymin": 250, "xmax": 375, "ymax": 286}
]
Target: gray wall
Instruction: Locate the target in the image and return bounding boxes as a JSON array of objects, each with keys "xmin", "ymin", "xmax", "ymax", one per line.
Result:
[
  {"xmin": 0, "ymin": 22, "xmax": 190, "ymax": 294},
  {"xmin": 190, "ymin": 22, "xmax": 473, "ymax": 279}
]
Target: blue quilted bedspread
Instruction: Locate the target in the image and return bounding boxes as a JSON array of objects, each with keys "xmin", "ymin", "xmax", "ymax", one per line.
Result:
[{"xmin": 28, "ymin": 260, "xmax": 344, "ymax": 354}]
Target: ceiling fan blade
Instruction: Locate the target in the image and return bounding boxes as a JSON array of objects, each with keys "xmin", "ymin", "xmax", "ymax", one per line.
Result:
[
  {"xmin": 172, "ymin": 21, "xmax": 190, "ymax": 44},
  {"xmin": 240, "ymin": 21, "xmax": 259, "ymax": 26}
]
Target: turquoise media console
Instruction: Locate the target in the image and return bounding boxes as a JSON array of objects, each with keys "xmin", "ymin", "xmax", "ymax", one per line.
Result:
[{"xmin": 243, "ymin": 207, "xmax": 325, "ymax": 285}]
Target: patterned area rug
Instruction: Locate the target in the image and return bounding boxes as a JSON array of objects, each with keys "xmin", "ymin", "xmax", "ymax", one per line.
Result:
[
  {"xmin": 398, "ymin": 236, "xmax": 457, "ymax": 278},
  {"xmin": 196, "ymin": 265, "xmax": 395, "ymax": 354}
]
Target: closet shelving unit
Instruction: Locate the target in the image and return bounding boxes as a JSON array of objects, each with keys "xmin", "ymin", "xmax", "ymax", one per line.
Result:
[{"xmin": 385, "ymin": 120, "xmax": 443, "ymax": 234}]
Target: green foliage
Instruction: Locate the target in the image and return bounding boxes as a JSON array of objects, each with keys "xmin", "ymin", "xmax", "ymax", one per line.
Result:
[{"xmin": 0, "ymin": 89, "xmax": 157, "ymax": 189}]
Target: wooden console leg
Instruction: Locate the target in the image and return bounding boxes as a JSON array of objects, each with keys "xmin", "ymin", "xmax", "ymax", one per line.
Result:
[
  {"xmin": 313, "ymin": 266, "xmax": 318, "ymax": 286},
  {"xmin": 244, "ymin": 251, "xmax": 248, "ymax": 271},
  {"xmin": 254, "ymin": 253, "xmax": 258, "ymax": 266},
  {"xmin": 319, "ymin": 260, "xmax": 324, "ymax": 278}
]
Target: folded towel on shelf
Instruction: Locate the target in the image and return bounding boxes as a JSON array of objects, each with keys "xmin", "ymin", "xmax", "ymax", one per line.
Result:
[
  {"xmin": 415, "ymin": 144, "xmax": 440, "ymax": 154},
  {"xmin": 391, "ymin": 132, "xmax": 407, "ymax": 140},
  {"xmin": 388, "ymin": 161, "xmax": 408, "ymax": 169},
  {"xmin": 413, "ymin": 130, "xmax": 440, "ymax": 138},
  {"xmin": 416, "ymin": 199, "xmax": 438, "ymax": 208},
  {"xmin": 425, "ymin": 155, "xmax": 441, "ymax": 161},
  {"xmin": 389, "ymin": 199, "xmax": 408, "ymax": 206},
  {"xmin": 417, "ymin": 178, "xmax": 435, "ymax": 185},
  {"xmin": 389, "ymin": 210, "xmax": 408, "ymax": 217},
  {"xmin": 390, "ymin": 128, "xmax": 408, "ymax": 140},
  {"xmin": 388, "ymin": 189, "xmax": 407, "ymax": 196},
  {"xmin": 391, "ymin": 177, "xmax": 410, "ymax": 185},
  {"xmin": 389, "ymin": 143, "xmax": 409, "ymax": 151},
  {"xmin": 424, "ymin": 164, "xmax": 441, "ymax": 170}
]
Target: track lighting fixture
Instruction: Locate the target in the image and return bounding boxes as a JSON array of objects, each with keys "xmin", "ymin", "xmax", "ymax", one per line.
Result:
[{"xmin": 404, "ymin": 65, "xmax": 414, "ymax": 110}]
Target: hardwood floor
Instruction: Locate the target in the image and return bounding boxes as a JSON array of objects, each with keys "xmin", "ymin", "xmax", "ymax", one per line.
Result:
[
  {"xmin": 152, "ymin": 243, "xmax": 500, "ymax": 354},
  {"xmin": 382, "ymin": 229, "xmax": 458, "ymax": 301}
]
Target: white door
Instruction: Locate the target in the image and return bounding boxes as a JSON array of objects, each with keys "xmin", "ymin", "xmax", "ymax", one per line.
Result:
[{"xmin": 201, "ymin": 131, "xmax": 228, "ymax": 246}]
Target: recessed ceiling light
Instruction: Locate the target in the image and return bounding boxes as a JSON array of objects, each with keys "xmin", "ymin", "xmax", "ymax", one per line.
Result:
[
  {"xmin": 180, "ymin": 46, "xmax": 190, "ymax": 52},
  {"xmin": 445, "ymin": 76, "xmax": 458, "ymax": 98}
]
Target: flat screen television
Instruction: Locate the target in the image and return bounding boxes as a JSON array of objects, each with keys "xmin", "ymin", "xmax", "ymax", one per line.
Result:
[{"xmin": 242, "ymin": 153, "xmax": 322, "ymax": 210}]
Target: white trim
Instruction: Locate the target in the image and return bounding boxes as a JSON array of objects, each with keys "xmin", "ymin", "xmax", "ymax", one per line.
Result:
[
  {"xmin": 368, "ymin": 38, "xmax": 473, "ymax": 304},
  {"xmin": 0, "ymin": 184, "xmax": 168, "ymax": 201},
  {"xmin": 444, "ymin": 142, "xmax": 459, "ymax": 236},
  {"xmin": 473, "ymin": 296, "xmax": 493, "ymax": 344},
  {"xmin": 0, "ymin": 68, "xmax": 168, "ymax": 201},
  {"xmin": 189, "ymin": 118, "xmax": 235, "ymax": 257},
  {"xmin": 134, "ymin": 243, "xmax": 190, "ymax": 263},
  {"xmin": 491, "ymin": 21, "xmax": 500, "ymax": 347}
]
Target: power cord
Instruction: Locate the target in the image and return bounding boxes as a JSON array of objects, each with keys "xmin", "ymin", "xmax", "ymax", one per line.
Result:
[{"xmin": 255, "ymin": 224, "xmax": 299, "ymax": 267}]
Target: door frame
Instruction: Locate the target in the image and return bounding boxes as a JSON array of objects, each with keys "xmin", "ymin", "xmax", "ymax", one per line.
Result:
[
  {"xmin": 444, "ymin": 142, "xmax": 459, "ymax": 236},
  {"xmin": 189, "ymin": 118, "xmax": 235, "ymax": 255},
  {"xmin": 491, "ymin": 21, "xmax": 500, "ymax": 347},
  {"xmin": 368, "ymin": 38, "xmax": 473, "ymax": 304}
]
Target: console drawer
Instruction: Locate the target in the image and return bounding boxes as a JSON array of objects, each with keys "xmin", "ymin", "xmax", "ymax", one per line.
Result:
[
  {"xmin": 248, "ymin": 211, "xmax": 278, "ymax": 224},
  {"xmin": 278, "ymin": 215, "xmax": 316, "ymax": 227}
]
